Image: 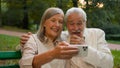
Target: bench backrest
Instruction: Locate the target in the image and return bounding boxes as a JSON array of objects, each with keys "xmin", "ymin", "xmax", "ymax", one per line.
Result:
[{"xmin": 0, "ymin": 50, "xmax": 21, "ymax": 68}]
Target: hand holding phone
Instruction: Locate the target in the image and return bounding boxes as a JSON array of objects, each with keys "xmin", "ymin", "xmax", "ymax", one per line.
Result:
[
  {"xmin": 69, "ymin": 30, "xmax": 88, "ymax": 57},
  {"xmin": 69, "ymin": 35, "xmax": 87, "ymax": 57}
]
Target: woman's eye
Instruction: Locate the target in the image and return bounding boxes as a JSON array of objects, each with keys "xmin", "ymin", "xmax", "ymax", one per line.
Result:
[
  {"xmin": 69, "ymin": 22, "xmax": 74, "ymax": 25},
  {"xmin": 59, "ymin": 21, "xmax": 63, "ymax": 24}
]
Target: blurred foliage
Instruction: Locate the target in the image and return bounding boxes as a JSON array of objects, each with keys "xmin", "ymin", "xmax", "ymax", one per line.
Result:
[
  {"xmin": 84, "ymin": 0, "xmax": 120, "ymax": 35},
  {"xmin": 106, "ymin": 34, "xmax": 120, "ymax": 41},
  {"xmin": 1, "ymin": 0, "xmax": 73, "ymax": 29},
  {"xmin": 107, "ymin": 40, "xmax": 120, "ymax": 44},
  {"xmin": 1, "ymin": 0, "xmax": 120, "ymax": 34}
]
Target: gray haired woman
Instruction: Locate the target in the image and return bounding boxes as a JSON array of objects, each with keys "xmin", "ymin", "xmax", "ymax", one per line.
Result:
[{"xmin": 19, "ymin": 7, "xmax": 78, "ymax": 68}]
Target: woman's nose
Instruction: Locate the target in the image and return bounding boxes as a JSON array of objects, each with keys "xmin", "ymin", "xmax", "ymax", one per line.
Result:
[{"xmin": 56, "ymin": 22, "xmax": 60, "ymax": 26}]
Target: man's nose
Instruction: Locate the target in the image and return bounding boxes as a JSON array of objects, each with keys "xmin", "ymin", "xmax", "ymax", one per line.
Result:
[{"xmin": 74, "ymin": 25, "xmax": 79, "ymax": 30}]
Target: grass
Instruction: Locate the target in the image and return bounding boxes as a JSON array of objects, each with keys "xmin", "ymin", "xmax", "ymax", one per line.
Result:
[
  {"xmin": 0, "ymin": 34, "xmax": 120, "ymax": 68},
  {"xmin": 0, "ymin": 34, "xmax": 20, "ymax": 51},
  {"xmin": 111, "ymin": 50, "xmax": 120, "ymax": 68}
]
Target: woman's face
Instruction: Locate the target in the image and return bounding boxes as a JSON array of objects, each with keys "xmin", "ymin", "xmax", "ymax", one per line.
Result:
[{"xmin": 44, "ymin": 14, "xmax": 64, "ymax": 40}]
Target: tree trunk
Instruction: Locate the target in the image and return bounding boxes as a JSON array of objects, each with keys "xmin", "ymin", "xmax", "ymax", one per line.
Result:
[
  {"xmin": 84, "ymin": 0, "xmax": 90, "ymax": 27},
  {"xmin": 22, "ymin": 0, "xmax": 29, "ymax": 29},
  {"xmin": 57, "ymin": 0, "xmax": 62, "ymax": 8},
  {"xmin": 0, "ymin": 18, "xmax": 2, "ymax": 27},
  {"xmin": 72, "ymin": 0, "xmax": 78, "ymax": 7}
]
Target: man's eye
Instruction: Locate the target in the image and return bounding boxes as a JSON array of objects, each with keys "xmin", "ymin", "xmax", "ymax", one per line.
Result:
[
  {"xmin": 51, "ymin": 19, "xmax": 56, "ymax": 22},
  {"xmin": 77, "ymin": 22, "xmax": 82, "ymax": 25}
]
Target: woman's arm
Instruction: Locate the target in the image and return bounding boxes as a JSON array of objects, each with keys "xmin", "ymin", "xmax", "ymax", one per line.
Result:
[
  {"xmin": 32, "ymin": 41, "xmax": 79, "ymax": 68},
  {"xmin": 20, "ymin": 35, "xmax": 79, "ymax": 68}
]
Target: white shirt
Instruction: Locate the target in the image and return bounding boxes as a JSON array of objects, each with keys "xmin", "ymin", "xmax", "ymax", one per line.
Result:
[{"xmin": 61, "ymin": 28, "xmax": 113, "ymax": 68}]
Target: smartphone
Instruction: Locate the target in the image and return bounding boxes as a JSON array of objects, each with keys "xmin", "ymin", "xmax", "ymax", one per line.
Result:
[
  {"xmin": 77, "ymin": 45, "xmax": 88, "ymax": 57},
  {"xmin": 71, "ymin": 45, "xmax": 88, "ymax": 57}
]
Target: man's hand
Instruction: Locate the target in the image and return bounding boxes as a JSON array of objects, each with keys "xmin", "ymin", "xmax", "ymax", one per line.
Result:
[
  {"xmin": 20, "ymin": 32, "xmax": 32, "ymax": 47},
  {"xmin": 70, "ymin": 35, "xmax": 85, "ymax": 45}
]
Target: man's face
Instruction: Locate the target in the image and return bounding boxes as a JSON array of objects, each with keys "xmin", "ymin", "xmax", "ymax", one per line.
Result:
[{"xmin": 66, "ymin": 13, "xmax": 86, "ymax": 37}]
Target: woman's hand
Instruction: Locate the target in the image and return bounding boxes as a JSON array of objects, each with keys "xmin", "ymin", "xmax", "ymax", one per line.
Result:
[{"xmin": 52, "ymin": 41, "xmax": 79, "ymax": 59}]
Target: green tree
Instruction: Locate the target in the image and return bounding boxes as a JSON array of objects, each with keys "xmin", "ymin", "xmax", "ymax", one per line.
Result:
[
  {"xmin": 1, "ymin": 0, "xmax": 25, "ymax": 28},
  {"xmin": 1, "ymin": 0, "xmax": 74, "ymax": 30},
  {"xmin": 1, "ymin": 0, "xmax": 57, "ymax": 29},
  {"xmin": 84, "ymin": 0, "xmax": 120, "ymax": 34}
]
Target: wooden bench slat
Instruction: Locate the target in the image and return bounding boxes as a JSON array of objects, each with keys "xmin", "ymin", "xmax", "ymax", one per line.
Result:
[
  {"xmin": 0, "ymin": 51, "xmax": 21, "ymax": 68},
  {"xmin": 0, "ymin": 51, "xmax": 21, "ymax": 60}
]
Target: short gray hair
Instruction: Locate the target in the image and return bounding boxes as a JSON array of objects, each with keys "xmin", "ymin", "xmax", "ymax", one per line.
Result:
[
  {"xmin": 37, "ymin": 7, "xmax": 64, "ymax": 43},
  {"xmin": 65, "ymin": 7, "xmax": 87, "ymax": 22}
]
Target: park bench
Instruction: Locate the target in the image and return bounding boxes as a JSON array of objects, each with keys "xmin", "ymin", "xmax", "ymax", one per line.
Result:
[{"xmin": 0, "ymin": 50, "xmax": 21, "ymax": 68}]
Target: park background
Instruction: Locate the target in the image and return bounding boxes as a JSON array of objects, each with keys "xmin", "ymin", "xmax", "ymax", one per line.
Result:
[{"xmin": 0, "ymin": 0, "xmax": 120, "ymax": 68}]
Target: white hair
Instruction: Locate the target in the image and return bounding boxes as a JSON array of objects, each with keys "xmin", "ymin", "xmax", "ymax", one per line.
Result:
[{"xmin": 65, "ymin": 7, "xmax": 87, "ymax": 22}]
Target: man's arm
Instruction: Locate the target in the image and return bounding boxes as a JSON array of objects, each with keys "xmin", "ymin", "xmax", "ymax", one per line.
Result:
[
  {"xmin": 83, "ymin": 29, "xmax": 113, "ymax": 68},
  {"xmin": 20, "ymin": 32, "xmax": 32, "ymax": 47},
  {"xmin": 16, "ymin": 32, "xmax": 32, "ymax": 50}
]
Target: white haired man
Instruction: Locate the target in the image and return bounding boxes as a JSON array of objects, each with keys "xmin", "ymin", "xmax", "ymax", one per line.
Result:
[{"xmin": 61, "ymin": 7, "xmax": 113, "ymax": 68}]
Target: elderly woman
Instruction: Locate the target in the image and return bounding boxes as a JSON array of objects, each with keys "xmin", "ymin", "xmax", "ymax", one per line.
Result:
[{"xmin": 19, "ymin": 7, "xmax": 79, "ymax": 68}]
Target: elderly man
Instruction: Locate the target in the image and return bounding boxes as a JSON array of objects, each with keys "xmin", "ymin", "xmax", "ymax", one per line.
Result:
[{"xmin": 20, "ymin": 7, "xmax": 113, "ymax": 68}]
